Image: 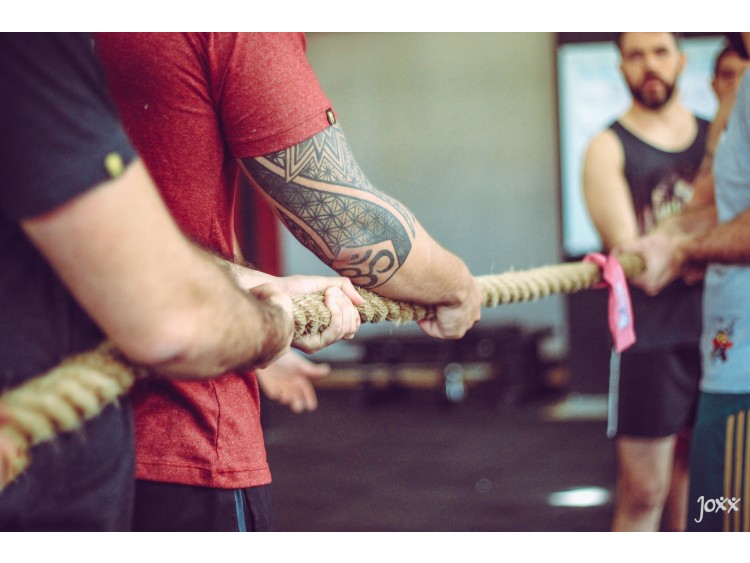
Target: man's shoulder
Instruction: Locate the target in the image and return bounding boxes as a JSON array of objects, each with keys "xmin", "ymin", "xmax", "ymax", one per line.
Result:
[
  {"xmin": 584, "ymin": 126, "xmax": 625, "ymax": 167},
  {"xmin": 588, "ymin": 125, "xmax": 623, "ymax": 151}
]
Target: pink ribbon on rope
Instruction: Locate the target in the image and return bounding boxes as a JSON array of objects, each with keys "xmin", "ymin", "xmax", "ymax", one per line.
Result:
[{"xmin": 583, "ymin": 253, "xmax": 636, "ymax": 353}]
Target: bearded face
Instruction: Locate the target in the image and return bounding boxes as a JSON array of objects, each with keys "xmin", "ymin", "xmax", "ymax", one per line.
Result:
[
  {"xmin": 618, "ymin": 33, "xmax": 684, "ymax": 111},
  {"xmin": 626, "ymin": 71, "xmax": 677, "ymax": 110}
]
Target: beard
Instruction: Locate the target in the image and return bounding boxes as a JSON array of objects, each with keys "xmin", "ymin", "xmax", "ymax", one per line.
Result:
[{"xmin": 628, "ymin": 73, "xmax": 677, "ymax": 110}]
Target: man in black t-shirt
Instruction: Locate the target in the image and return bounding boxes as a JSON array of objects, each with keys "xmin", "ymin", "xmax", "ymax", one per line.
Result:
[{"xmin": 0, "ymin": 33, "xmax": 307, "ymax": 531}]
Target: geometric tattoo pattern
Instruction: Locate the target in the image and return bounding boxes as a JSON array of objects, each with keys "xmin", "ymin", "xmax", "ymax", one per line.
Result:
[{"xmin": 241, "ymin": 124, "xmax": 416, "ymax": 288}]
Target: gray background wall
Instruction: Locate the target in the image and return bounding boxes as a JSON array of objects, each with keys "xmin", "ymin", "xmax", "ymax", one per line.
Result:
[{"xmin": 281, "ymin": 33, "xmax": 565, "ymax": 358}]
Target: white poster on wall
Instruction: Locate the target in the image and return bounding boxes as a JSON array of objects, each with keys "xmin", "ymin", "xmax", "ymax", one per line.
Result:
[{"xmin": 558, "ymin": 35, "xmax": 725, "ymax": 257}]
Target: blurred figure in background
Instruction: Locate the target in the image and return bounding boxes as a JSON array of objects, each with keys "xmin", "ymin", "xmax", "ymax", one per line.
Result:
[
  {"xmin": 622, "ymin": 32, "xmax": 750, "ymax": 532},
  {"xmin": 583, "ymin": 32, "xmax": 707, "ymax": 531}
]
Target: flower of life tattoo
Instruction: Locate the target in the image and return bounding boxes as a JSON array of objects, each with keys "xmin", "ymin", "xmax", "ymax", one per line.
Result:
[{"xmin": 241, "ymin": 124, "xmax": 416, "ymax": 289}]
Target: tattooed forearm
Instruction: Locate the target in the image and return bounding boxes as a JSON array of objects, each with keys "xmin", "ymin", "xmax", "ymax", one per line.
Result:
[
  {"xmin": 271, "ymin": 124, "xmax": 415, "ymax": 236},
  {"xmin": 240, "ymin": 124, "xmax": 417, "ymax": 289}
]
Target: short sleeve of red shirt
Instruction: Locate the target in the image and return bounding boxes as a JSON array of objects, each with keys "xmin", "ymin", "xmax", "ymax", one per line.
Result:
[{"xmin": 204, "ymin": 33, "xmax": 334, "ymax": 158}]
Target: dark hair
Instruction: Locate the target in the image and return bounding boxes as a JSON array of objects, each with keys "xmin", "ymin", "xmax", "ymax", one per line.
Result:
[
  {"xmin": 713, "ymin": 45, "xmax": 743, "ymax": 77},
  {"xmin": 613, "ymin": 32, "xmax": 682, "ymax": 53},
  {"xmin": 725, "ymin": 33, "xmax": 749, "ymax": 61}
]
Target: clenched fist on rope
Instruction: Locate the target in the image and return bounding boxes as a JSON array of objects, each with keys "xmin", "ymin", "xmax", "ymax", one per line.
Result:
[
  {"xmin": 221, "ymin": 263, "xmax": 364, "ymax": 353},
  {"xmin": 226, "ymin": 267, "xmax": 364, "ymax": 415},
  {"xmin": 617, "ymin": 200, "xmax": 718, "ymax": 297}
]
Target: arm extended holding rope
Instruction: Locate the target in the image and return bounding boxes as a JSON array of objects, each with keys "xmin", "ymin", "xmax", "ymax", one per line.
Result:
[
  {"xmin": 292, "ymin": 253, "xmax": 645, "ymax": 335},
  {"xmin": 239, "ymin": 122, "xmax": 482, "ymax": 341}
]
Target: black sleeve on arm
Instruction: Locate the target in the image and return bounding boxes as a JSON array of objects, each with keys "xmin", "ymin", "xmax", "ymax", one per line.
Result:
[{"xmin": 0, "ymin": 32, "xmax": 137, "ymax": 220}]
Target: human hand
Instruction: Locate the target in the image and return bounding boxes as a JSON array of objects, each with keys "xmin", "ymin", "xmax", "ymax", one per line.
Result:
[
  {"xmin": 616, "ymin": 229, "xmax": 688, "ymax": 296},
  {"xmin": 294, "ymin": 285, "xmax": 362, "ymax": 353},
  {"xmin": 256, "ymin": 350, "xmax": 331, "ymax": 413},
  {"xmin": 417, "ymin": 276, "xmax": 482, "ymax": 339},
  {"xmin": 273, "ymin": 274, "xmax": 363, "ymax": 306},
  {"xmin": 247, "ymin": 283, "xmax": 294, "ymax": 368},
  {"xmin": 275, "ymin": 275, "xmax": 364, "ymax": 354}
]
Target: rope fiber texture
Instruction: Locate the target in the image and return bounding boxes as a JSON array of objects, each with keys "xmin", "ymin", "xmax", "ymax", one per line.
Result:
[
  {"xmin": 292, "ymin": 253, "xmax": 644, "ymax": 335},
  {"xmin": 0, "ymin": 253, "xmax": 644, "ymax": 489}
]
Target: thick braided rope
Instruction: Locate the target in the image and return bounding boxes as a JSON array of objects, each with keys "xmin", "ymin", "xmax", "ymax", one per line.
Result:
[
  {"xmin": 0, "ymin": 342, "xmax": 141, "ymax": 487},
  {"xmin": 0, "ymin": 253, "xmax": 644, "ymax": 489},
  {"xmin": 291, "ymin": 254, "xmax": 645, "ymax": 335}
]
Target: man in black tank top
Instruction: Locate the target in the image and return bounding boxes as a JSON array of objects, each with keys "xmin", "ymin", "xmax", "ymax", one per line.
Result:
[{"xmin": 582, "ymin": 33, "xmax": 707, "ymax": 532}]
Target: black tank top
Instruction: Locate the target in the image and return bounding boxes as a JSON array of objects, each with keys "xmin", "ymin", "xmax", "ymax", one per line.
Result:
[{"xmin": 609, "ymin": 117, "xmax": 710, "ymax": 350}]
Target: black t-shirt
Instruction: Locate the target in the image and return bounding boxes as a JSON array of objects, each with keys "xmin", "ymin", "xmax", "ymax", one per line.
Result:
[
  {"xmin": 0, "ymin": 33, "xmax": 137, "ymax": 530},
  {"xmin": 0, "ymin": 33, "xmax": 136, "ymax": 389}
]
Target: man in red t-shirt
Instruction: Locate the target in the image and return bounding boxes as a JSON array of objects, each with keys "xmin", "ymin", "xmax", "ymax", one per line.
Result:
[
  {"xmin": 0, "ymin": 33, "xmax": 330, "ymax": 530},
  {"xmin": 97, "ymin": 33, "xmax": 482, "ymax": 531}
]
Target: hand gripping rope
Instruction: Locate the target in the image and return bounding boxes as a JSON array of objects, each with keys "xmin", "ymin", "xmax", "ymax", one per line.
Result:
[{"xmin": 0, "ymin": 253, "xmax": 644, "ymax": 489}]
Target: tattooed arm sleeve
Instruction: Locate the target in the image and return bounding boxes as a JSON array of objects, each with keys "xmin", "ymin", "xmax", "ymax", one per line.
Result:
[
  {"xmin": 240, "ymin": 124, "xmax": 418, "ymax": 291},
  {"xmin": 239, "ymin": 122, "xmax": 482, "ymax": 335},
  {"xmin": 243, "ymin": 125, "xmax": 416, "ymax": 289}
]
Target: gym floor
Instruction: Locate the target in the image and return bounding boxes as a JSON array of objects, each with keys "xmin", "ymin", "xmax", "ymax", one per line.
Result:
[{"xmin": 262, "ymin": 369, "xmax": 615, "ymax": 532}]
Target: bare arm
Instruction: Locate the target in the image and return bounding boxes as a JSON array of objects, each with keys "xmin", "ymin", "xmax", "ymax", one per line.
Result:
[
  {"xmin": 239, "ymin": 123, "xmax": 481, "ymax": 339},
  {"xmin": 680, "ymin": 207, "xmax": 750, "ymax": 265},
  {"xmin": 705, "ymin": 87, "xmax": 740, "ymax": 159},
  {"xmin": 684, "ymin": 153, "xmax": 716, "ymax": 211},
  {"xmin": 22, "ymin": 160, "xmax": 293, "ymax": 378},
  {"xmin": 582, "ymin": 130, "xmax": 639, "ymax": 252}
]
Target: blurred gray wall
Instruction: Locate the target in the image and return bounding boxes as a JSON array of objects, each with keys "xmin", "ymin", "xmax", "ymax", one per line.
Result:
[{"xmin": 282, "ymin": 32, "xmax": 564, "ymax": 357}]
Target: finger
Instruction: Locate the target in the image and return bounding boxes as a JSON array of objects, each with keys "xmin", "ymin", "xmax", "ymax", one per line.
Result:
[
  {"xmin": 290, "ymin": 397, "xmax": 305, "ymax": 413},
  {"xmin": 338, "ymin": 278, "xmax": 365, "ymax": 305},
  {"xmin": 301, "ymin": 380, "xmax": 319, "ymax": 411},
  {"xmin": 322, "ymin": 287, "xmax": 345, "ymax": 342},
  {"xmin": 283, "ymin": 380, "xmax": 315, "ymax": 412},
  {"xmin": 418, "ymin": 314, "xmax": 471, "ymax": 340},
  {"xmin": 417, "ymin": 318, "xmax": 448, "ymax": 340},
  {"xmin": 336, "ymin": 291, "xmax": 360, "ymax": 339}
]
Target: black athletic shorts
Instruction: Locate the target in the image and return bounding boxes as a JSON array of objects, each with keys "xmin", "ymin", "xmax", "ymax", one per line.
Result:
[
  {"xmin": 132, "ymin": 480, "xmax": 274, "ymax": 532},
  {"xmin": 607, "ymin": 344, "xmax": 701, "ymax": 439}
]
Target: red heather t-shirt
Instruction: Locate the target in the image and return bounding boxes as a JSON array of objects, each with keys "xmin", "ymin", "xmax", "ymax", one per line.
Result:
[{"xmin": 96, "ymin": 33, "xmax": 334, "ymax": 488}]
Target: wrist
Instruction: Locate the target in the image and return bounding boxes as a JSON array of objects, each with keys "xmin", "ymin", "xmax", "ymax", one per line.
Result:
[
  {"xmin": 444, "ymin": 262, "xmax": 478, "ymax": 306},
  {"xmin": 254, "ymin": 299, "xmax": 294, "ymax": 368},
  {"xmin": 676, "ymin": 231, "xmax": 701, "ymax": 267}
]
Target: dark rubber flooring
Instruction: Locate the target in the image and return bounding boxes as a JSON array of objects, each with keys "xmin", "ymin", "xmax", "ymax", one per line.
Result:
[{"xmin": 261, "ymin": 384, "xmax": 615, "ymax": 532}]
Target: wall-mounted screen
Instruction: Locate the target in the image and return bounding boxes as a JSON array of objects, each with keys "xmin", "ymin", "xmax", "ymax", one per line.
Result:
[{"xmin": 557, "ymin": 32, "xmax": 726, "ymax": 258}]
